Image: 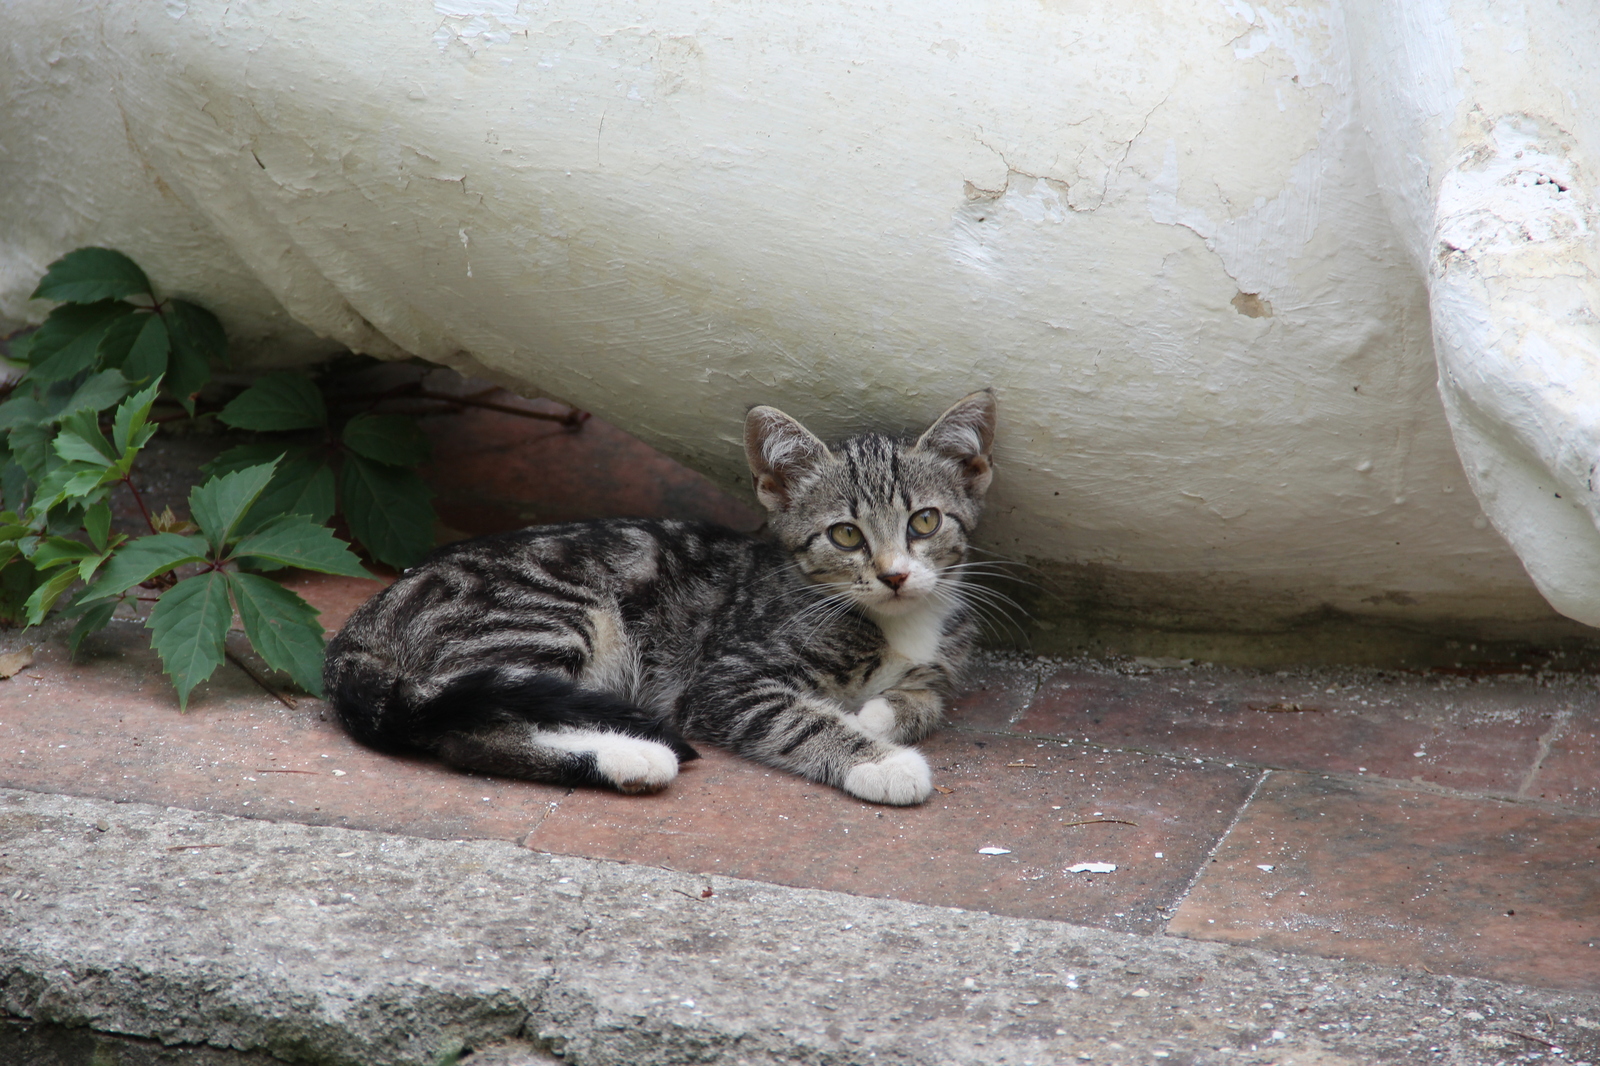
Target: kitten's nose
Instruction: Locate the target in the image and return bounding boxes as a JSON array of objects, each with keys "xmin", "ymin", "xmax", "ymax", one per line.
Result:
[{"xmin": 879, "ymin": 571, "xmax": 909, "ymax": 590}]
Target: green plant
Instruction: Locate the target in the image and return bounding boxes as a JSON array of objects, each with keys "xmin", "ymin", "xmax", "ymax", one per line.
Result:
[
  {"xmin": 207, "ymin": 369, "xmax": 436, "ymax": 570},
  {"xmin": 0, "ymin": 247, "xmax": 432, "ymax": 707}
]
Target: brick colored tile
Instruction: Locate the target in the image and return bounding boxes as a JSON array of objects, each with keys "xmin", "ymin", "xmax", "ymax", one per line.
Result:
[
  {"xmin": 944, "ymin": 654, "xmax": 1042, "ymax": 730},
  {"xmin": 278, "ymin": 571, "xmax": 393, "ymax": 633},
  {"xmin": 527, "ymin": 731, "xmax": 1259, "ymax": 933},
  {"xmin": 0, "ymin": 622, "xmax": 565, "ymax": 842},
  {"xmin": 1018, "ymin": 666, "xmax": 1579, "ymax": 794},
  {"xmin": 1528, "ymin": 701, "xmax": 1600, "ymax": 811},
  {"xmin": 1169, "ymin": 772, "xmax": 1600, "ymax": 991}
]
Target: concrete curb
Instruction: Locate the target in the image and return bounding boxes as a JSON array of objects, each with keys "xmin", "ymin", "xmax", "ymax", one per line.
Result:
[{"xmin": 3, "ymin": 787, "xmax": 1594, "ymax": 1065}]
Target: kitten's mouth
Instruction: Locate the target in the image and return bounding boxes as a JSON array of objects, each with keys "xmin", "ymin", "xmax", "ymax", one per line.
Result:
[{"xmin": 865, "ymin": 586, "xmax": 931, "ymax": 614}]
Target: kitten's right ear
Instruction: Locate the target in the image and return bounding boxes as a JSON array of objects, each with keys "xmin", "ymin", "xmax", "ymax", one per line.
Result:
[
  {"xmin": 744, "ymin": 405, "xmax": 830, "ymax": 511},
  {"xmin": 916, "ymin": 389, "xmax": 998, "ymax": 497}
]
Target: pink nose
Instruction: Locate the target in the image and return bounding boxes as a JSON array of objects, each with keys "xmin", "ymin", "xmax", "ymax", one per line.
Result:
[{"xmin": 879, "ymin": 571, "xmax": 909, "ymax": 590}]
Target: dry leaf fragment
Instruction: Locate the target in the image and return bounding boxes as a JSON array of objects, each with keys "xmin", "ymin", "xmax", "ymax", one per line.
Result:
[
  {"xmin": 932, "ymin": 785, "xmax": 955, "ymax": 795},
  {"xmin": 152, "ymin": 507, "xmax": 199, "ymax": 535},
  {"xmin": 1005, "ymin": 760, "xmax": 1037, "ymax": 768},
  {"xmin": 0, "ymin": 646, "xmax": 34, "ymax": 680}
]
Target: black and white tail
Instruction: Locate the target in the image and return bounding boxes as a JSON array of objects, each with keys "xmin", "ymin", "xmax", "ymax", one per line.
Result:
[{"xmin": 327, "ymin": 654, "xmax": 698, "ymax": 794}]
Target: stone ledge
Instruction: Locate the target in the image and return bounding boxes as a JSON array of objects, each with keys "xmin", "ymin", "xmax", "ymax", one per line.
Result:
[{"xmin": 2, "ymin": 787, "xmax": 1594, "ymax": 1065}]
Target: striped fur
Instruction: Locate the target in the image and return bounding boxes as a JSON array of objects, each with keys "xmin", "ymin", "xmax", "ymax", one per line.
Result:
[{"xmin": 324, "ymin": 391, "xmax": 996, "ymax": 805}]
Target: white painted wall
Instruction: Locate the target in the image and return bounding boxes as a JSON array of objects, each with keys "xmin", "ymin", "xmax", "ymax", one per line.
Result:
[{"xmin": 2, "ymin": 0, "xmax": 1596, "ymax": 636}]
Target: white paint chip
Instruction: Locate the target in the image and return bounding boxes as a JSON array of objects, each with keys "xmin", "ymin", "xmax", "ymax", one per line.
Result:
[
  {"xmin": 1067, "ymin": 862, "xmax": 1117, "ymax": 873},
  {"xmin": 1257, "ymin": 864, "xmax": 1276, "ymax": 872},
  {"xmin": 977, "ymin": 847, "xmax": 1012, "ymax": 855}
]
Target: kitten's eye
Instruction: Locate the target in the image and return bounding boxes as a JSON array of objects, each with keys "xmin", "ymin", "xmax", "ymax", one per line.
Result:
[
  {"xmin": 907, "ymin": 508, "xmax": 942, "ymax": 538},
  {"xmin": 828, "ymin": 523, "xmax": 865, "ymax": 550}
]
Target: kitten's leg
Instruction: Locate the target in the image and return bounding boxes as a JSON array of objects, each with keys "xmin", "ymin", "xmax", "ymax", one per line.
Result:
[
  {"xmin": 437, "ymin": 723, "xmax": 679, "ymax": 794},
  {"xmin": 853, "ymin": 665, "xmax": 950, "ymax": 743},
  {"xmin": 683, "ymin": 677, "xmax": 933, "ymax": 805}
]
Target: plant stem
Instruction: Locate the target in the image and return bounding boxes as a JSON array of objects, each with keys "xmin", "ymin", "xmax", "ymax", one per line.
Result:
[{"xmin": 121, "ymin": 475, "xmax": 157, "ymax": 534}]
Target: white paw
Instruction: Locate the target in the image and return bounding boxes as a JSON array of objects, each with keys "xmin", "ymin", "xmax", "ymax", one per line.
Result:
[
  {"xmin": 843, "ymin": 747, "xmax": 933, "ymax": 806},
  {"xmin": 595, "ymin": 735, "xmax": 680, "ymax": 793},
  {"xmin": 547, "ymin": 731, "xmax": 678, "ymax": 794},
  {"xmin": 852, "ymin": 697, "xmax": 897, "ymax": 739}
]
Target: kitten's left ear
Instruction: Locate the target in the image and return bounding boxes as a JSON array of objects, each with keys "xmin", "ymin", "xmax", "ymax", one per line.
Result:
[
  {"xmin": 916, "ymin": 390, "xmax": 997, "ymax": 497},
  {"xmin": 745, "ymin": 405, "xmax": 831, "ymax": 511}
]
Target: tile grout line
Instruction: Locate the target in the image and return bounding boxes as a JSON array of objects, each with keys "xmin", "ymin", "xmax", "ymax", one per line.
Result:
[
  {"xmin": 1160, "ymin": 766, "xmax": 1271, "ymax": 935},
  {"xmin": 519, "ymin": 794, "xmax": 567, "ymax": 848},
  {"xmin": 1515, "ymin": 706, "xmax": 1571, "ymax": 800}
]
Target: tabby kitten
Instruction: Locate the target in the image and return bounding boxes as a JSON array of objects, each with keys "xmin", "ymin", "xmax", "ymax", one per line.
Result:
[{"xmin": 324, "ymin": 391, "xmax": 996, "ymax": 805}]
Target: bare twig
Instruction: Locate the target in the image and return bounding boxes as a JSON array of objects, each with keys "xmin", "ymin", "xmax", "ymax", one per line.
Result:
[
  {"xmin": 226, "ymin": 649, "xmax": 298, "ymax": 709},
  {"xmin": 1061, "ymin": 818, "xmax": 1139, "ymax": 828},
  {"xmin": 670, "ymin": 887, "xmax": 712, "ymax": 902},
  {"xmin": 1504, "ymin": 1030, "xmax": 1562, "ymax": 1051},
  {"xmin": 167, "ymin": 843, "xmax": 226, "ymax": 852}
]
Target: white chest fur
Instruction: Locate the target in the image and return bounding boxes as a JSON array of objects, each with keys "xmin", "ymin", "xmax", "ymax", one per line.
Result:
[{"xmin": 868, "ymin": 600, "xmax": 951, "ymax": 665}]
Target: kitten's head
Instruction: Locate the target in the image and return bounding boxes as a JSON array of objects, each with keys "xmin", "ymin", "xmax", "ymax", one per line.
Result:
[{"xmin": 744, "ymin": 391, "xmax": 996, "ymax": 617}]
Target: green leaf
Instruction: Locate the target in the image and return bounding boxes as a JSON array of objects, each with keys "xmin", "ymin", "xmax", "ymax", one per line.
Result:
[
  {"xmin": 0, "ymin": 461, "xmax": 26, "ymax": 513},
  {"xmin": 165, "ymin": 299, "xmax": 224, "ymax": 409},
  {"xmin": 25, "ymin": 536, "xmax": 94, "ymax": 570},
  {"xmin": 77, "ymin": 546, "xmax": 114, "ymax": 584},
  {"xmin": 0, "ymin": 396, "xmax": 48, "ymax": 433},
  {"xmin": 28, "ymin": 462, "xmax": 112, "ymax": 517},
  {"xmin": 77, "ymin": 531, "xmax": 207, "ymax": 602},
  {"xmin": 6, "ymin": 331, "xmax": 34, "ymax": 364},
  {"xmin": 99, "ymin": 311, "xmax": 169, "ymax": 381},
  {"xmin": 8, "ymin": 422, "xmax": 54, "ymax": 482},
  {"xmin": 26, "ymin": 301, "xmax": 137, "ymax": 383},
  {"xmin": 60, "ymin": 369, "xmax": 133, "ymax": 420},
  {"xmin": 84, "ymin": 502, "xmax": 112, "ymax": 552},
  {"xmin": 218, "ymin": 371, "xmax": 326, "ymax": 431},
  {"xmin": 232, "ymin": 514, "xmax": 371, "ymax": 577},
  {"xmin": 97, "ymin": 312, "xmax": 147, "ymax": 368},
  {"xmin": 338, "ymin": 453, "xmax": 436, "ymax": 570},
  {"xmin": 188, "ymin": 460, "xmax": 278, "ymax": 553},
  {"xmin": 67, "ymin": 600, "xmax": 117, "ymax": 659},
  {"xmin": 228, "ymin": 572, "xmax": 326, "ymax": 696},
  {"xmin": 53, "ymin": 409, "xmax": 117, "ymax": 467},
  {"xmin": 205, "ymin": 446, "xmax": 335, "ymax": 533},
  {"xmin": 340, "ymin": 413, "xmax": 432, "ymax": 467},
  {"xmin": 31, "ymin": 248, "xmax": 151, "ymax": 304},
  {"xmin": 110, "ymin": 379, "xmax": 162, "ymax": 460},
  {"xmin": 147, "ymin": 570, "xmax": 231, "ymax": 710},
  {"xmin": 249, "ymin": 455, "xmax": 336, "ymax": 530},
  {"xmin": 24, "ymin": 565, "xmax": 80, "ymax": 625},
  {"xmin": 121, "ymin": 313, "xmax": 171, "ymax": 383},
  {"xmin": 204, "ymin": 442, "xmax": 305, "ymax": 480},
  {"xmin": 61, "ymin": 467, "xmax": 114, "ymax": 501}
]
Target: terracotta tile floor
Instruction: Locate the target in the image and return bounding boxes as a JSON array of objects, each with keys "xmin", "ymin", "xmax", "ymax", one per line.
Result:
[{"xmin": 3, "ymin": 377, "xmax": 1598, "ymax": 996}]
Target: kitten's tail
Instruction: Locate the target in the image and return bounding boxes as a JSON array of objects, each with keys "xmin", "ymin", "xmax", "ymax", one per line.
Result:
[{"xmin": 327, "ymin": 657, "xmax": 700, "ymax": 764}]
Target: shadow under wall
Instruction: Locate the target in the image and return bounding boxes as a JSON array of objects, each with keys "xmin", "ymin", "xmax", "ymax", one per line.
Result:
[{"xmin": 394, "ymin": 364, "xmax": 1600, "ymax": 672}]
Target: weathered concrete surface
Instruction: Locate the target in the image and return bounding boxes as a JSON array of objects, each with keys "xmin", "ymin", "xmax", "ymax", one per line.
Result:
[{"xmin": 3, "ymin": 787, "xmax": 1596, "ymax": 1066}]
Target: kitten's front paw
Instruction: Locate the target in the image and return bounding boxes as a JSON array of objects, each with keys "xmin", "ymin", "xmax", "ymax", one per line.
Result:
[
  {"xmin": 852, "ymin": 697, "xmax": 897, "ymax": 739},
  {"xmin": 843, "ymin": 747, "xmax": 933, "ymax": 805},
  {"xmin": 592, "ymin": 736, "xmax": 680, "ymax": 794}
]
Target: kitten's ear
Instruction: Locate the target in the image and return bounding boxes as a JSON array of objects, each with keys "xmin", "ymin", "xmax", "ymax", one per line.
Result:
[
  {"xmin": 745, "ymin": 405, "xmax": 831, "ymax": 511},
  {"xmin": 916, "ymin": 390, "xmax": 997, "ymax": 497}
]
